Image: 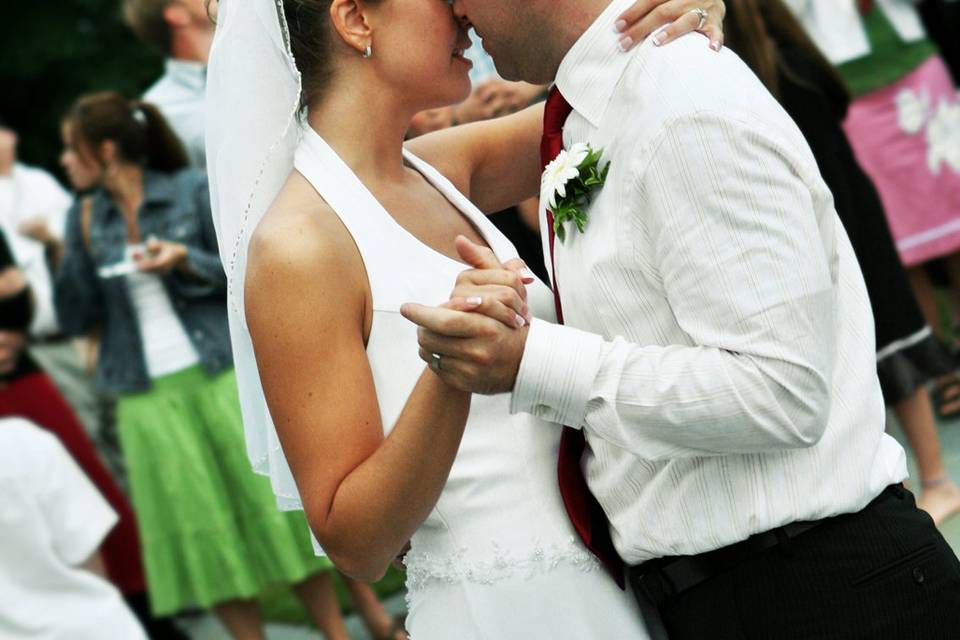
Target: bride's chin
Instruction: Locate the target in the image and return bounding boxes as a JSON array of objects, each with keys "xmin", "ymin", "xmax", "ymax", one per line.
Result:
[{"xmin": 432, "ymin": 87, "xmax": 471, "ymax": 110}]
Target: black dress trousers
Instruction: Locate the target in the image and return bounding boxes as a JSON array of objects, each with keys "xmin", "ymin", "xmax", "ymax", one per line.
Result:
[{"xmin": 657, "ymin": 487, "xmax": 960, "ymax": 640}]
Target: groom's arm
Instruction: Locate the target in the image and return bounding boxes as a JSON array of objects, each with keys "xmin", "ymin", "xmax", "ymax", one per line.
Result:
[{"xmin": 405, "ymin": 113, "xmax": 839, "ymax": 460}]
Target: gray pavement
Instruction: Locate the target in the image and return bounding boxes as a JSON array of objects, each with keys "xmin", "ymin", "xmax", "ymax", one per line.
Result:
[{"xmin": 178, "ymin": 592, "xmax": 408, "ymax": 640}]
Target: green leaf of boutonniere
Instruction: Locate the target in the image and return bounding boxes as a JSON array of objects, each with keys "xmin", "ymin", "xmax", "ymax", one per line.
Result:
[{"xmin": 541, "ymin": 143, "xmax": 610, "ymax": 242}]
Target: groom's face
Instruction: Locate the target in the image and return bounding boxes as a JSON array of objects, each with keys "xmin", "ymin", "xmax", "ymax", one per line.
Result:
[{"xmin": 451, "ymin": 0, "xmax": 558, "ymax": 84}]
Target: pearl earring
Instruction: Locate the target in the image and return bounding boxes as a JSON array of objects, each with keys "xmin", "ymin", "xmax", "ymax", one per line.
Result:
[{"xmin": 362, "ymin": 44, "xmax": 372, "ymax": 59}]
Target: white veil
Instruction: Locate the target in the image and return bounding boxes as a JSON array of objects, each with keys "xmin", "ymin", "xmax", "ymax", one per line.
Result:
[{"xmin": 205, "ymin": 0, "xmax": 307, "ymax": 511}]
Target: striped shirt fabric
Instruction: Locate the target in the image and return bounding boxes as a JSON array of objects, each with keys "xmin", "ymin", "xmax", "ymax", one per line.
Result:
[{"xmin": 510, "ymin": 0, "xmax": 908, "ymax": 564}]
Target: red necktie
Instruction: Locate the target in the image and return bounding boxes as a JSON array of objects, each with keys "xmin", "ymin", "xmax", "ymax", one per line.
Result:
[{"xmin": 540, "ymin": 87, "xmax": 624, "ymax": 587}]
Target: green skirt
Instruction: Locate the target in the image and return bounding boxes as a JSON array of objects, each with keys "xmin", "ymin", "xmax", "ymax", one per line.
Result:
[{"xmin": 116, "ymin": 365, "xmax": 331, "ymax": 616}]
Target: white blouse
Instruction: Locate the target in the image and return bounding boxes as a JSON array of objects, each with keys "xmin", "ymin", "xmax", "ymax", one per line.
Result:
[
  {"xmin": 0, "ymin": 418, "xmax": 147, "ymax": 640},
  {"xmin": 124, "ymin": 245, "xmax": 200, "ymax": 378}
]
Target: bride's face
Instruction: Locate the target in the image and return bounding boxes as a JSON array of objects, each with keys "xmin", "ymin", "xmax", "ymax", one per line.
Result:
[{"xmin": 368, "ymin": 0, "xmax": 474, "ymax": 110}]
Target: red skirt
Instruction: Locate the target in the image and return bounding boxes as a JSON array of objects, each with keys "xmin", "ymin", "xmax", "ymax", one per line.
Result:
[{"xmin": 0, "ymin": 371, "xmax": 146, "ymax": 595}]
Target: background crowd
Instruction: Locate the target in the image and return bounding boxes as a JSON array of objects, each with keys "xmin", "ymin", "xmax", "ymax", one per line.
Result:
[{"xmin": 2, "ymin": 0, "xmax": 960, "ymax": 638}]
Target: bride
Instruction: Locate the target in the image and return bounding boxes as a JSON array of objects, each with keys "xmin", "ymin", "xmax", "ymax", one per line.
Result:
[{"xmin": 206, "ymin": 0, "xmax": 724, "ymax": 637}]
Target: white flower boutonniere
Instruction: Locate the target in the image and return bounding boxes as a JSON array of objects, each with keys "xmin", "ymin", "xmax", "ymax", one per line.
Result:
[{"xmin": 541, "ymin": 142, "xmax": 610, "ymax": 242}]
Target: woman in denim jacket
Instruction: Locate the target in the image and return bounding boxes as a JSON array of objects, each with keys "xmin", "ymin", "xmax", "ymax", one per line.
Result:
[{"xmin": 53, "ymin": 92, "xmax": 365, "ymax": 640}]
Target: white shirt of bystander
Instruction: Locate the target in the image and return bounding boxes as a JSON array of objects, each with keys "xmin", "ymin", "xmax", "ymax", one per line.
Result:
[
  {"xmin": 144, "ymin": 58, "xmax": 207, "ymax": 170},
  {"xmin": 0, "ymin": 163, "xmax": 72, "ymax": 338},
  {"xmin": 0, "ymin": 418, "xmax": 147, "ymax": 640}
]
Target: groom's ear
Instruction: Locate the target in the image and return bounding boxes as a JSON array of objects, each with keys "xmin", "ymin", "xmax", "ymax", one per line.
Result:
[{"xmin": 329, "ymin": 0, "xmax": 374, "ymax": 56}]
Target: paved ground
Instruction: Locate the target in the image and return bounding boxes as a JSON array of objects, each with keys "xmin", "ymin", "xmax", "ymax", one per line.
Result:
[
  {"xmin": 179, "ymin": 592, "xmax": 408, "ymax": 640},
  {"xmin": 890, "ymin": 412, "xmax": 960, "ymax": 554},
  {"xmin": 184, "ymin": 412, "xmax": 960, "ymax": 639}
]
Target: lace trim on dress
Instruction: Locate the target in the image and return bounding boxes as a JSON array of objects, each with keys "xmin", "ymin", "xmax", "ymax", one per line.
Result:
[{"xmin": 403, "ymin": 536, "xmax": 601, "ymax": 593}]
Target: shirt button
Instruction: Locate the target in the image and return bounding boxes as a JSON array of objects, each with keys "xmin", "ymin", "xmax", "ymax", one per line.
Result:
[{"xmin": 912, "ymin": 567, "xmax": 925, "ymax": 585}]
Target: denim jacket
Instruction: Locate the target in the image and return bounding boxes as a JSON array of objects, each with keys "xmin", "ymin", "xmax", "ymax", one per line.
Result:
[{"xmin": 55, "ymin": 169, "xmax": 232, "ymax": 394}]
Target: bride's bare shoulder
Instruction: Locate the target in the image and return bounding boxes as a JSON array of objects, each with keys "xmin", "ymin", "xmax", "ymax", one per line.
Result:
[{"xmin": 247, "ymin": 170, "xmax": 363, "ymax": 299}]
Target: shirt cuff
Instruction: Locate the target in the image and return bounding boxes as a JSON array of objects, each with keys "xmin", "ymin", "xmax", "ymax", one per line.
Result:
[{"xmin": 510, "ymin": 318, "xmax": 605, "ymax": 428}]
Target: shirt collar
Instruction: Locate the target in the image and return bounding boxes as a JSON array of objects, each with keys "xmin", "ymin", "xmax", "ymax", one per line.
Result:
[
  {"xmin": 163, "ymin": 58, "xmax": 206, "ymax": 92},
  {"xmin": 555, "ymin": 0, "xmax": 639, "ymax": 128}
]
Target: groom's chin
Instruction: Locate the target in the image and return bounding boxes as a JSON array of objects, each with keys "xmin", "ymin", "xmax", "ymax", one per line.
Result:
[{"xmin": 494, "ymin": 60, "xmax": 555, "ymax": 86}]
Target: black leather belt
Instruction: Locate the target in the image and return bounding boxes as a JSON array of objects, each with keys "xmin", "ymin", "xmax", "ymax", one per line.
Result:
[
  {"xmin": 627, "ymin": 485, "xmax": 904, "ymax": 610},
  {"xmin": 627, "ymin": 520, "xmax": 823, "ymax": 609}
]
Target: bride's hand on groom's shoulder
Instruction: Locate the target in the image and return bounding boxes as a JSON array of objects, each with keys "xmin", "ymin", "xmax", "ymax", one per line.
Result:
[{"xmin": 615, "ymin": 0, "xmax": 726, "ymax": 52}]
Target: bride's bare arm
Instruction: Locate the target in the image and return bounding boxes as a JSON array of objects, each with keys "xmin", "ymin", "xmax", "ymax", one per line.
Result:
[{"xmin": 246, "ymin": 173, "xmax": 471, "ymax": 582}]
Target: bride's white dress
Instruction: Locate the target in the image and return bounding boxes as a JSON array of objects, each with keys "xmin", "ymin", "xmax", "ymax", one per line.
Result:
[{"xmin": 293, "ymin": 127, "xmax": 648, "ymax": 639}]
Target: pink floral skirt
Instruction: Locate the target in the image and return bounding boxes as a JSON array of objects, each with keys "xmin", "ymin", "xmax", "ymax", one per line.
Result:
[{"xmin": 843, "ymin": 55, "xmax": 960, "ymax": 267}]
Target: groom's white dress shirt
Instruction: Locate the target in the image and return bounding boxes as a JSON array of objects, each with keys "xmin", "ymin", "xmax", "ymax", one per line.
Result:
[{"xmin": 511, "ymin": 0, "xmax": 908, "ymax": 565}]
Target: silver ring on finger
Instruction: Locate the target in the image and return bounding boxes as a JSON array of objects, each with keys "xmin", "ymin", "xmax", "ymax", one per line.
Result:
[
  {"xmin": 690, "ymin": 7, "xmax": 708, "ymax": 30},
  {"xmin": 431, "ymin": 352, "xmax": 442, "ymax": 372}
]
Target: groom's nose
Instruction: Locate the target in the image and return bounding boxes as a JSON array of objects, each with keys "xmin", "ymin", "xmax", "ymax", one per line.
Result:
[{"xmin": 449, "ymin": 0, "xmax": 471, "ymax": 27}]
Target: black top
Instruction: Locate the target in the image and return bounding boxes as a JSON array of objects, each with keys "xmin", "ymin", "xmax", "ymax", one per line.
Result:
[
  {"xmin": 0, "ymin": 229, "xmax": 38, "ymax": 380},
  {"xmin": 918, "ymin": 0, "xmax": 960, "ymax": 85},
  {"xmin": 489, "ymin": 207, "xmax": 549, "ymax": 283}
]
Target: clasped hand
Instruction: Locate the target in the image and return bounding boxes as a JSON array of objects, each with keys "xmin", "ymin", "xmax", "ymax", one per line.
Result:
[{"xmin": 400, "ymin": 236, "xmax": 533, "ymax": 395}]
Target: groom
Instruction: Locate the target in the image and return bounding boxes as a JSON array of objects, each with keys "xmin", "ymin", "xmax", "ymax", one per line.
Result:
[{"xmin": 401, "ymin": 0, "xmax": 960, "ymax": 637}]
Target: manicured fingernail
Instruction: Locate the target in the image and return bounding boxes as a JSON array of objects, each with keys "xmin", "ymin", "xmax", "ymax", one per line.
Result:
[
  {"xmin": 618, "ymin": 36, "xmax": 634, "ymax": 52},
  {"xmin": 515, "ymin": 314, "xmax": 527, "ymax": 328},
  {"xmin": 710, "ymin": 40, "xmax": 721, "ymax": 52},
  {"xmin": 613, "ymin": 19, "xmax": 627, "ymax": 33},
  {"xmin": 465, "ymin": 296, "xmax": 482, "ymax": 306},
  {"xmin": 652, "ymin": 32, "xmax": 664, "ymax": 46},
  {"xmin": 520, "ymin": 268, "xmax": 536, "ymax": 284}
]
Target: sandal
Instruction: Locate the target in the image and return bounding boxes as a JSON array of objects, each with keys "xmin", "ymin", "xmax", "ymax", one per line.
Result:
[{"xmin": 932, "ymin": 374, "xmax": 960, "ymax": 420}]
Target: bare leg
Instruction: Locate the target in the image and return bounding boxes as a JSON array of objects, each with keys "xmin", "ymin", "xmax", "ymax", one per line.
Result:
[
  {"xmin": 212, "ymin": 598, "xmax": 265, "ymax": 640},
  {"xmin": 906, "ymin": 266, "xmax": 960, "ymax": 416},
  {"xmin": 292, "ymin": 571, "xmax": 351, "ymax": 640},
  {"xmin": 907, "ymin": 266, "xmax": 947, "ymax": 339},
  {"xmin": 341, "ymin": 573, "xmax": 407, "ymax": 640},
  {"xmin": 893, "ymin": 386, "xmax": 960, "ymax": 525}
]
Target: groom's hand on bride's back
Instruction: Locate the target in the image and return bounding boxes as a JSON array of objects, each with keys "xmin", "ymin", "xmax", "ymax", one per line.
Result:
[{"xmin": 400, "ymin": 236, "xmax": 533, "ymax": 394}]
